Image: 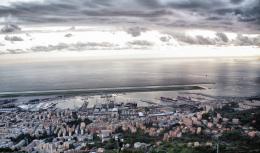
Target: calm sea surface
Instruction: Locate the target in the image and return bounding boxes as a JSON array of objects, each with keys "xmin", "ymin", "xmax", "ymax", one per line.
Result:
[{"xmin": 0, "ymin": 58, "xmax": 259, "ymax": 97}]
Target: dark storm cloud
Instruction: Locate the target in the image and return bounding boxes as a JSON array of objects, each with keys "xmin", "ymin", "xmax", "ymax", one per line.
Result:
[
  {"xmin": 171, "ymin": 33, "xmax": 219, "ymax": 45},
  {"xmin": 4, "ymin": 35, "xmax": 23, "ymax": 41},
  {"xmin": 168, "ymin": 31, "xmax": 260, "ymax": 46},
  {"xmin": 245, "ymin": 1, "xmax": 260, "ymax": 24},
  {"xmin": 160, "ymin": 36, "xmax": 172, "ymax": 42},
  {"xmin": 127, "ymin": 40, "xmax": 154, "ymax": 46},
  {"xmin": 126, "ymin": 27, "xmax": 147, "ymax": 37},
  {"xmin": 1, "ymin": 23, "xmax": 21, "ymax": 33},
  {"xmin": 230, "ymin": 0, "xmax": 245, "ymax": 4},
  {"xmin": 0, "ymin": 0, "xmax": 259, "ymax": 32},
  {"xmin": 28, "ymin": 42, "xmax": 117, "ymax": 53},
  {"xmin": 256, "ymin": 77, "xmax": 260, "ymax": 84},
  {"xmin": 126, "ymin": 40, "xmax": 154, "ymax": 49},
  {"xmin": 216, "ymin": 32, "xmax": 229, "ymax": 43},
  {"xmin": 138, "ymin": 0, "xmax": 161, "ymax": 8},
  {"xmin": 82, "ymin": 9, "xmax": 172, "ymax": 17}
]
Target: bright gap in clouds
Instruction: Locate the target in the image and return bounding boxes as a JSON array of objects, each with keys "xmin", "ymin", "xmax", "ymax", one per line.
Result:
[{"xmin": 0, "ymin": 25, "xmax": 260, "ymax": 62}]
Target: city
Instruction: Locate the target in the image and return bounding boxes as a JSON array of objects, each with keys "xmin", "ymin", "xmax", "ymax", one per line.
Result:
[{"xmin": 0, "ymin": 93, "xmax": 259, "ymax": 153}]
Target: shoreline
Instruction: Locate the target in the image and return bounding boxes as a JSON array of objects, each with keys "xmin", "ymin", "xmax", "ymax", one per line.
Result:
[{"xmin": 0, "ymin": 85, "xmax": 205, "ymax": 98}]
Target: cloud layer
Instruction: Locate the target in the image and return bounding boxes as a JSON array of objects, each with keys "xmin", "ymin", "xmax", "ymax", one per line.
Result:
[{"xmin": 0, "ymin": 0, "xmax": 260, "ymax": 32}]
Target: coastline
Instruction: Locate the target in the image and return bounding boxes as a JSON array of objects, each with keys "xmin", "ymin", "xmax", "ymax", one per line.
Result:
[{"xmin": 0, "ymin": 85, "xmax": 205, "ymax": 98}]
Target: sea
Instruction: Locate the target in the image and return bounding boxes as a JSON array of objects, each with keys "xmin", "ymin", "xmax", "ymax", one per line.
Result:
[{"xmin": 0, "ymin": 58, "xmax": 260, "ymax": 97}]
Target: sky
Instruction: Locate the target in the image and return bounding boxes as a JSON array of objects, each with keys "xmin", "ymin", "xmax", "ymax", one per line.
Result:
[
  {"xmin": 0, "ymin": 0, "xmax": 259, "ymax": 59},
  {"xmin": 0, "ymin": 0, "xmax": 259, "ymax": 32}
]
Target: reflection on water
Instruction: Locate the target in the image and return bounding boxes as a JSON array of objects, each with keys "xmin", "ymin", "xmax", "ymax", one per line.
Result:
[{"xmin": 0, "ymin": 58, "xmax": 259, "ymax": 97}]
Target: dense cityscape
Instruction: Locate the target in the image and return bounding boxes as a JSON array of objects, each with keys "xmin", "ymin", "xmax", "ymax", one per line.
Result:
[{"xmin": 0, "ymin": 93, "xmax": 259, "ymax": 153}]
